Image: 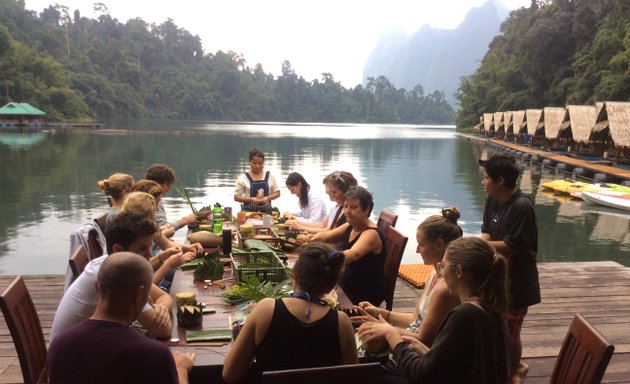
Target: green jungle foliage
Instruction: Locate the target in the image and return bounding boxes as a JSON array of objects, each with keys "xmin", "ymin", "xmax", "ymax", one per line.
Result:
[
  {"xmin": 0, "ymin": 0, "xmax": 454, "ymax": 124},
  {"xmin": 456, "ymin": 0, "xmax": 630, "ymax": 131}
]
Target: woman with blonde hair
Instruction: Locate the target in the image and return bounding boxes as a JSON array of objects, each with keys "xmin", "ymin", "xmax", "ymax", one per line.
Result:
[
  {"xmin": 354, "ymin": 207, "xmax": 462, "ymax": 349},
  {"xmin": 97, "ymin": 173, "xmax": 134, "ymax": 228},
  {"xmin": 131, "ymin": 180, "xmax": 175, "ymax": 238},
  {"xmin": 358, "ymin": 237, "xmax": 510, "ymax": 384}
]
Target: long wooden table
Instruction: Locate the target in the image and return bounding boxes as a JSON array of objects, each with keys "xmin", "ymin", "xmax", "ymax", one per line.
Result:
[{"xmin": 167, "ymin": 263, "xmax": 353, "ymax": 383}]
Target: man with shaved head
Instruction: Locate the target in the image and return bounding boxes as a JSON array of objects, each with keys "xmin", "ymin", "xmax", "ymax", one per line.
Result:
[{"xmin": 47, "ymin": 252, "xmax": 194, "ymax": 384}]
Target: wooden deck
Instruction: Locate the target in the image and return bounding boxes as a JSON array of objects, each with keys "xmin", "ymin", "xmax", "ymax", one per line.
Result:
[{"xmin": 0, "ymin": 261, "xmax": 629, "ymax": 383}]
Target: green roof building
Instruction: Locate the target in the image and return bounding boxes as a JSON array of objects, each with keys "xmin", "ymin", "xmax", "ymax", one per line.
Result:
[{"xmin": 0, "ymin": 102, "xmax": 46, "ymax": 130}]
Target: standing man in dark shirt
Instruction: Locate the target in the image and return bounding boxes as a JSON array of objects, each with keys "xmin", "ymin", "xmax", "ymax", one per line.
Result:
[{"xmin": 480, "ymin": 154, "xmax": 541, "ymax": 384}]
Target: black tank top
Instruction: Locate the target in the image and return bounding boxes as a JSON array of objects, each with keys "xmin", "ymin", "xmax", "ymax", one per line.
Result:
[{"xmin": 255, "ymin": 298, "xmax": 341, "ymax": 372}]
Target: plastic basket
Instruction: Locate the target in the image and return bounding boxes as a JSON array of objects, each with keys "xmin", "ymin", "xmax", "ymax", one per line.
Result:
[{"xmin": 230, "ymin": 251, "xmax": 286, "ymax": 283}]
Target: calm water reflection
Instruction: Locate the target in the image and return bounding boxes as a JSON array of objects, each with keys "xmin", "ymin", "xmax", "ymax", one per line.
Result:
[{"xmin": 0, "ymin": 121, "xmax": 628, "ymax": 274}]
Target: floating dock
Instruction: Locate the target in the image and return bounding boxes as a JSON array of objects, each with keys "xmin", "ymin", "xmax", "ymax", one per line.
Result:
[
  {"xmin": 1, "ymin": 261, "xmax": 629, "ymax": 383},
  {"xmin": 465, "ymin": 135, "xmax": 630, "ymax": 184}
]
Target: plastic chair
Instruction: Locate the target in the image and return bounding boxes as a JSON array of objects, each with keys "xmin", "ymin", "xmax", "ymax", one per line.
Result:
[
  {"xmin": 262, "ymin": 362, "xmax": 382, "ymax": 384},
  {"xmin": 550, "ymin": 313, "xmax": 614, "ymax": 384},
  {"xmin": 376, "ymin": 208, "xmax": 398, "ymax": 235},
  {"xmin": 0, "ymin": 276, "xmax": 47, "ymax": 384},
  {"xmin": 383, "ymin": 226, "xmax": 408, "ymax": 310}
]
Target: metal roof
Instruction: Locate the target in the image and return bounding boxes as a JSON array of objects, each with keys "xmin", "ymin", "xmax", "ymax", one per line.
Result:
[{"xmin": 0, "ymin": 102, "xmax": 46, "ymax": 116}]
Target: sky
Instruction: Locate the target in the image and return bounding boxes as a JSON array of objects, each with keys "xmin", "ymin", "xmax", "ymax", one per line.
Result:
[{"xmin": 24, "ymin": 0, "xmax": 531, "ymax": 88}]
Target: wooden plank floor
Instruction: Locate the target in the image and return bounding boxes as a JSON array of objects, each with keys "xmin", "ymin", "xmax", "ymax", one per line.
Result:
[{"xmin": 0, "ymin": 262, "xmax": 628, "ymax": 383}]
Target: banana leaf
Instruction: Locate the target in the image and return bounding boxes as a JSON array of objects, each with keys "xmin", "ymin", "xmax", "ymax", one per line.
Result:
[{"xmin": 186, "ymin": 329, "xmax": 232, "ymax": 342}]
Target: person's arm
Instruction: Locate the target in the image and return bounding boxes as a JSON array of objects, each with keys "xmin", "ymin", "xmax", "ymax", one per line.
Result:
[
  {"xmin": 310, "ymin": 222, "xmax": 348, "ymax": 243},
  {"xmin": 222, "ymin": 298, "xmax": 274, "ymax": 383},
  {"xmin": 152, "ymin": 251, "xmax": 195, "ymax": 284},
  {"xmin": 137, "ymin": 284, "xmax": 174, "ymax": 339},
  {"xmin": 234, "ymin": 174, "xmax": 250, "ymax": 204},
  {"xmin": 337, "ymin": 312, "xmax": 359, "ymax": 364},
  {"xmin": 342, "ymin": 228, "xmax": 381, "ymax": 265},
  {"xmin": 355, "ymin": 301, "xmax": 416, "ymax": 328},
  {"xmin": 172, "ymin": 351, "xmax": 195, "ymax": 384}
]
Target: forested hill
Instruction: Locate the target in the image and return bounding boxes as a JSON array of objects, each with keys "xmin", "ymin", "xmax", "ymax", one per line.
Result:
[
  {"xmin": 0, "ymin": 1, "xmax": 455, "ymax": 124},
  {"xmin": 456, "ymin": 0, "xmax": 630, "ymax": 130}
]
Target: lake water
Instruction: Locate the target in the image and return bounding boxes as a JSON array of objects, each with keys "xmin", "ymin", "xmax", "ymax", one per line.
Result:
[{"xmin": 1, "ymin": 121, "xmax": 629, "ymax": 275}]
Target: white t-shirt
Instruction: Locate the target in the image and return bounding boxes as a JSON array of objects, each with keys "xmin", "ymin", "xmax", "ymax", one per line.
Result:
[
  {"xmin": 291, "ymin": 192, "xmax": 328, "ymax": 224},
  {"xmin": 51, "ymin": 254, "xmax": 151, "ymax": 340}
]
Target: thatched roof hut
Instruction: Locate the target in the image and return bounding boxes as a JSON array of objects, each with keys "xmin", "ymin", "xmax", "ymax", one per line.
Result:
[
  {"xmin": 510, "ymin": 110, "xmax": 525, "ymax": 136},
  {"xmin": 536, "ymin": 107, "xmax": 566, "ymax": 139},
  {"xmin": 483, "ymin": 113, "xmax": 494, "ymax": 133},
  {"xmin": 503, "ymin": 111, "xmax": 513, "ymax": 135},
  {"xmin": 494, "ymin": 112, "xmax": 505, "ymax": 135},
  {"xmin": 557, "ymin": 105, "xmax": 597, "ymax": 144},
  {"xmin": 590, "ymin": 101, "xmax": 630, "ymax": 148},
  {"xmin": 521, "ymin": 109, "xmax": 542, "ymax": 136}
]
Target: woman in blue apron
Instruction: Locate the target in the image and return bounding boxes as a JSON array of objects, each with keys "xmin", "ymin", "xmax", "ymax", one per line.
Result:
[{"xmin": 234, "ymin": 147, "xmax": 281, "ymax": 212}]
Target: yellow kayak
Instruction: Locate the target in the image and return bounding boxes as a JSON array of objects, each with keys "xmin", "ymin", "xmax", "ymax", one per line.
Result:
[{"xmin": 543, "ymin": 179, "xmax": 630, "ymax": 198}]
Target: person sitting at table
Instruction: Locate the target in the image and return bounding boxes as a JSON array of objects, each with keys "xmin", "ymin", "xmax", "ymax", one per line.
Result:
[
  {"xmin": 357, "ymin": 237, "xmax": 511, "ymax": 384},
  {"xmin": 97, "ymin": 172, "xmax": 134, "ymax": 229},
  {"xmin": 234, "ymin": 147, "xmax": 280, "ymax": 212},
  {"xmin": 119, "ymin": 192, "xmax": 199, "ymax": 284},
  {"xmin": 145, "ymin": 163, "xmax": 199, "ymax": 235},
  {"xmin": 287, "ymin": 170, "xmax": 358, "ymax": 233},
  {"xmin": 222, "ymin": 242, "xmax": 358, "ymax": 383},
  {"xmin": 310, "ymin": 186, "xmax": 385, "ymax": 305},
  {"xmin": 48, "ymin": 252, "xmax": 195, "ymax": 384},
  {"xmin": 353, "ymin": 207, "xmax": 462, "ymax": 350},
  {"xmin": 121, "ymin": 191, "xmax": 201, "ymax": 253},
  {"xmin": 282, "ymin": 172, "xmax": 327, "ymax": 224},
  {"xmin": 51, "ymin": 213, "xmax": 175, "ymax": 340},
  {"xmin": 131, "ymin": 179, "xmax": 174, "ymax": 238}
]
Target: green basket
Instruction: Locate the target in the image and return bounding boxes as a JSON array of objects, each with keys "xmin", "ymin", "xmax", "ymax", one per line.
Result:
[{"xmin": 230, "ymin": 251, "xmax": 286, "ymax": 283}]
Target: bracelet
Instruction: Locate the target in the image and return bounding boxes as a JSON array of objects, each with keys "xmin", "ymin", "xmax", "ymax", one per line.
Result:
[{"xmin": 386, "ymin": 309, "xmax": 391, "ymax": 321}]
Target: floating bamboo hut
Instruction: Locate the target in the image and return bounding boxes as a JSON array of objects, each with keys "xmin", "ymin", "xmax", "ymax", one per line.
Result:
[
  {"xmin": 535, "ymin": 107, "xmax": 565, "ymax": 149},
  {"xmin": 589, "ymin": 101, "xmax": 630, "ymax": 161},
  {"xmin": 557, "ymin": 105, "xmax": 598, "ymax": 155},
  {"xmin": 509, "ymin": 110, "xmax": 525, "ymax": 142},
  {"xmin": 494, "ymin": 111, "xmax": 505, "ymax": 139},
  {"xmin": 519, "ymin": 109, "xmax": 542, "ymax": 143},
  {"xmin": 483, "ymin": 113, "xmax": 494, "ymax": 136}
]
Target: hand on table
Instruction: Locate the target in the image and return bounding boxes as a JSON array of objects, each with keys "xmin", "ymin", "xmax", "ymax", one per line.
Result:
[{"xmin": 173, "ymin": 351, "xmax": 195, "ymax": 372}]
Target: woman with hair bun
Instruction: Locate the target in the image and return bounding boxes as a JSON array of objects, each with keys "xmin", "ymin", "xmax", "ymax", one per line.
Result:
[
  {"xmin": 358, "ymin": 237, "xmax": 511, "ymax": 384},
  {"xmin": 354, "ymin": 207, "xmax": 462, "ymax": 348},
  {"xmin": 97, "ymin": 173, "xmax": 134, "ymax": 228},
  {"xmin": 222, "ymin": 242, "xmax": 358, "ymax": 383}
]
